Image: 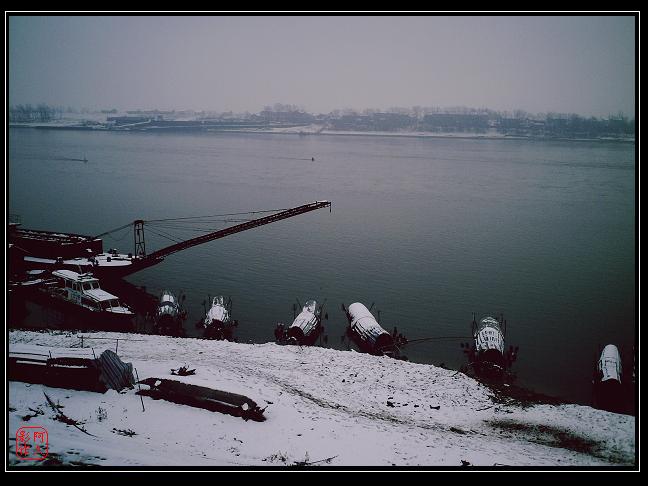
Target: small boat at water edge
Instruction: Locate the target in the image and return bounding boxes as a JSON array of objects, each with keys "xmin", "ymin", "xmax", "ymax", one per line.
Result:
[
  {"xmin": 592, "ymin": 344, "xmax": 624, "ymax": 413},
  {"xmin": 33, "ymin": 269, "xmax": 134, "ymax": 329},
  {"xmin": 154, "ymin": 290, "xmax": 186, "ymax": 337},
  {"xmin": 202, "ymin": 296, "xmax": 238, "ymax": 341},
  {"xmin": 342, "ymin": 302, "xmax": 404, "ymax": 359},
  {"xmin": 462, "ymin": 314, "xmax": 518, "ymax": 381},
  {"xmin": 275, "ymin": 300, "xmax": 325, "ymax": 346}
]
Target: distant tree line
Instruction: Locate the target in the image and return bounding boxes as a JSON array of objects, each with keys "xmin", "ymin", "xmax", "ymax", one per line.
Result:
[
  {"xmin": 324, "ymin": 110, "xmax": 634, "ymax": 137},
  {"xmin": 9, "ymin": 102, "xmax": 636, "ymax": 139},
  {"xmin": 9, "ymin": 103, "xmax": 65, "ymax": 122},
  {"xmin": 253, "ymin": 105, "xmax": 635, "ymax": 137},
  {"xmin": 542, "ymin": 113, "xmax": 635, "ymax": 138}
]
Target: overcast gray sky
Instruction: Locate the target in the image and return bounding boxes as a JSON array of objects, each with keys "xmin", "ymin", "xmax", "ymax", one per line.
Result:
[{"xmin": 8, "ymin": 15, "xmax": 636, "ymax": 117}]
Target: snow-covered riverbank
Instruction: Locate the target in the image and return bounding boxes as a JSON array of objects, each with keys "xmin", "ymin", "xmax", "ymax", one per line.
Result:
[
  {"xmin": 7, "ymin": 330, "xmax": 636, "ymax": 468},
  {"xmin": 9, "ymin": 122, "xmax": 635, "ymax": 143}
]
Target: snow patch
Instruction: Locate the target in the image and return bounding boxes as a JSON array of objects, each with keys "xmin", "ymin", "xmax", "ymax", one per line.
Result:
[{"xmin": 8, "ymin": 330, "xmax": 635, "ymax": 467}]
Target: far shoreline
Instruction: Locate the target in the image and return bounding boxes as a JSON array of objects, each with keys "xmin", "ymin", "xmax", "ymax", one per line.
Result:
[{"xmin": 8, "ymin": 123, "xmax": 636, "ymax": 144}]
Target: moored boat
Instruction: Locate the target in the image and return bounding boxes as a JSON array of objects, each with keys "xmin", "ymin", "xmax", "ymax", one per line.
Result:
[
  {"xmin": 592, "ymin": 344, "xmax": 623, "ymax": 412},
  {"xmin": 464, "ymin": 314, "xmax": 518, "ymax": 380},
  {"xmin": 155, "ymin": 290, "xmax": 185, "ymax": 336},
  {"xmin": 9, "ymin": 223, "xmax": 103, "ymax": 259},
  {"xmin": 285, "ymin": 300, "xmax": 323, "ymax": 345},
  {"xmin": 343, "ymin": 302, "xmax": 400, "ymax": 358},
  {"xmin": 473, "ymin": 316, "xmax": 506, "ymax": 367},
  {"xmin": 202, "ymin": 296, "xmax": 237, "ymax": 340},
  {"xmin": 37, "ymin": 270, "xmax": 134, "ymax": 329}
]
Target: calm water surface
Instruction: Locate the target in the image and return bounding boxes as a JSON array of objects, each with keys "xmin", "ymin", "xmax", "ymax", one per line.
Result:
[{"xmin": 8, "ymin": 128, "xmax": 636, "ymax": 405}]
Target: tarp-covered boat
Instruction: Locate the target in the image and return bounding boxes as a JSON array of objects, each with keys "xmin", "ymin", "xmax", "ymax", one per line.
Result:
[
  {"xmin": 9, "ymin": 346, "xmax": 135, "ymax": 393},
  {"xmin": 286, "ymin": 300, "xmax": 323, "ymax": 345},
  {"xmin": 344, "ymin": 302, "xmax": 398, "ymax": 357},
  {"xmin": 593, "ymin": 344, "xmax": 623, "ymax": 412}
]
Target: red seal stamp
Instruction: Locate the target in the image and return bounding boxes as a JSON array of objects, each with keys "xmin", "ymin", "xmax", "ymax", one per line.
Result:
[{"xmin": 16, "ymin": 426, "xmax": 49, "ymax": 461}]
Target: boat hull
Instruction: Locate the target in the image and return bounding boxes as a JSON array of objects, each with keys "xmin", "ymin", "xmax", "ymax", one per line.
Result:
[
  {"xmin": 155, "ymin": 315, "xmax": 185, "ymax": 336},
  {"xmin": 287, "ymin": 323, "xmax": 322, "ymax": 346},
  {"xmin": 9, "ymin": 226, "xmax": 103, "ymax": 259},
  {"xmin": 346, "ymin": 302, "xmax": 396, "ymax": 356},
  {"xmin": 286, "ymin": 301, "xmax": 322, "ymax": 345},
  {"xmin": 204, "ymin": 320, "xmax": 236, "ymax": 341},
  {"xmin": 25, "ymin": 287, "xmax": 135, "ymax": 331}
]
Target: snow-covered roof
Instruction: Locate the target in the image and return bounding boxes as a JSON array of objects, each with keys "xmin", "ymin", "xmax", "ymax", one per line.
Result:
[
  {"xmin": 53, "ymin": 269, "xmax": 98, "ymax": 282},
  {"xmin": 476, "ymin": 316, "xmax": 502, "ymax": 333},
  {"xmin": 206, "ymin": 300, "xmax": 229, "ymax": 325},
  {"xmin": 80, "ymin": 254, "xmax": 133, "ymax": 267},
  {"xmin": 290, "ymin": 300, "xmax": 318, "ymax": 330},
  {"xmin": 347, "ymin": 302, "xmax": 374, "ymax": 322},
  {"xmin": 290, "ymin": 310, "xmax": 318, "ymax": 332},
  {"xmin": 105, "ymin": 305, "xmax": 133, "ymax": 315},
  {"xmin": 84, "ymin": 288, "xmax": 120, "ymax": 303},
  {"xmin": 24, "ymin": 254, "xmax": 132, "ymax": 268},
  {"xmin": 160, "ymin": 291, "xmax": 177, "ymax": 305},
  {"xmin": 348, "ymin": 302, "xmax": 390, "ymax": 341},
  {"xmin": 302, "ymin": 300, "xmax": 316, "ymax": 313},
  {"xmin": 24, "ymin": 256, "xmax": 57, "ymax": 264}
]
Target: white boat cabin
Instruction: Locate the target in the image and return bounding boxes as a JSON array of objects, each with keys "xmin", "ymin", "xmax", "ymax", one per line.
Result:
[
  {"xmin": 158, "ymin": 290, "xmax": 180, "ymax": 318},
  {"xmin": 51, "ymin": 270, "xmax": 132, "ymax": 315}
]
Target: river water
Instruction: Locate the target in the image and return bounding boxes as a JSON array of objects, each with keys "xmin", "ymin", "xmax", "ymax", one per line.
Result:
[{"xmin": 8, "ymin": 128, "xmax": 636, "ymax": 405}]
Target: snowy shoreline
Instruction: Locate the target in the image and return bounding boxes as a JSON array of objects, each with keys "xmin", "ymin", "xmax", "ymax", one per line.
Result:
[
  {"xmin": 8, "ymin": 123, "xmax": 635, "ymax": 144},
  {"xmin": 7, "ymin": 330, "xmax": 636, "ymax": 468}
]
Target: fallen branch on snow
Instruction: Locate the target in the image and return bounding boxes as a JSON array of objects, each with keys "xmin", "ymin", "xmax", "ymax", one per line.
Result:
[
  {"xmin": 292, "ymin": 454, "xmax": 338, "ymax": 466},
  {"xmin": 44, "ymin": 392, "xmax": 96, "ymax": 437}
]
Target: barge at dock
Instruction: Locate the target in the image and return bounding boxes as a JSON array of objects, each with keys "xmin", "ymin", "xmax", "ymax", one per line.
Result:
[
  {"xmin": 12, "ymin": 201, "xmax": 332, "ymax": 280},
  {"xmin": 9, "ymin": 223, "xmax": 103, "ymax": 259}
]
